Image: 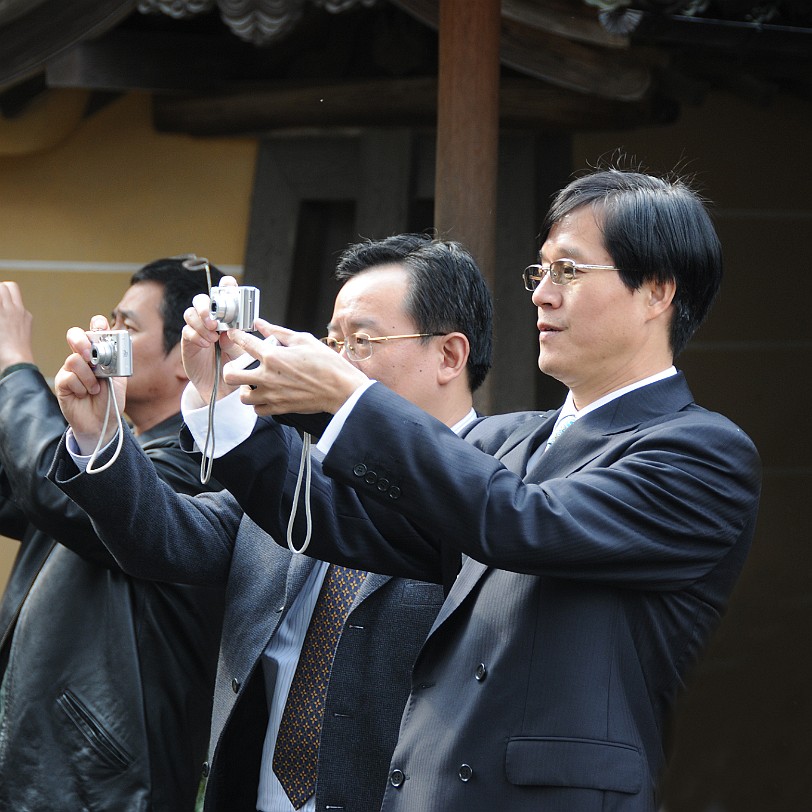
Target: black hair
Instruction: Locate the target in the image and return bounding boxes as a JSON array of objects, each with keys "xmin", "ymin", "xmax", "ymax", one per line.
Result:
[
  {"xmin": 130, "ymin": 257, "xmax": 224, "ymax": 356},
  {"xmin": 335, "ymin": 234, "xmax": 493, "ymax": 391},
  {"xmin": 541, "ymin": 167, "xmax": 722, "ymax": 357}
]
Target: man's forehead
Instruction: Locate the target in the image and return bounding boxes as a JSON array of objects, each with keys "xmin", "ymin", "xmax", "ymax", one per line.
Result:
[
  {"xmin": 330, "ymin": 267, "xmax": 412, "ymax": 330},
  {"xmin": 541, "ymin": 206, "xmax": 608, "ymax": 260},
  {"xmin": 113, "ymin": 281, "xmax": 162, "ymax": 321}
]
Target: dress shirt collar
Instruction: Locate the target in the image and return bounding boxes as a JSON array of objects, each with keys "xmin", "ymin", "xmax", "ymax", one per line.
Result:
[
  {"xmin": 450, "ymin": 407, "xmax": 478, "ymax": 436},
  {"xmin": 551, "ymin": 366, "xmax": 677, "ymax": 436}
]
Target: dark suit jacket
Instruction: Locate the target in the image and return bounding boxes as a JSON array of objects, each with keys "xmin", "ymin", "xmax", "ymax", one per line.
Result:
[
  {"xmin": 191, "ymin": 372, "xmax": 761, "ymax": 812},
  {"xmin": 49, "ymin": 429, "xmax": 445, "ymax": 812}
]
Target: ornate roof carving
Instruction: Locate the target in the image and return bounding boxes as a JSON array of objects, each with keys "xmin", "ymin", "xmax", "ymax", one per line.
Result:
[{"xmin": 137, "ymin": 0, "xmax": 376, "ymax": 44}]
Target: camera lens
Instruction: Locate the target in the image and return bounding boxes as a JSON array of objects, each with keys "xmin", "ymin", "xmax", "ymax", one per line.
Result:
[
  {"xmin": 90, "ymin": 340, "xmax": 114, "ymax": 367},
  {"xmin": 211, "ymin": 294, "xmax": 239, "ymax": 325}
]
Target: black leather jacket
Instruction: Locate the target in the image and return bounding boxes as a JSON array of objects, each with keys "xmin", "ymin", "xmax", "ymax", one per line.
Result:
[{"xmin": 0, "ymin": 367, "xmax": 225, "ymax": 811}]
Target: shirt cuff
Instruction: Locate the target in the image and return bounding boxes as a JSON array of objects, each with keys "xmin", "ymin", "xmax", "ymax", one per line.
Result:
[
  {"xmin": 181, "ymin": 382, "xmax": 258, "ymax": 458},
  {"xmin": 315, "ymin": 379, "xmax": 376, "ymax": 455},
  {"xmin": 66, "ymin": 427, "xmax": 118, "ymax": 472}
]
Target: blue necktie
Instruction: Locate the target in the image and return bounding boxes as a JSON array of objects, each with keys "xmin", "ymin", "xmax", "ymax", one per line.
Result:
[{"xmin": 545, "ymin": 414, "xmax": 577, "ymax": 452}]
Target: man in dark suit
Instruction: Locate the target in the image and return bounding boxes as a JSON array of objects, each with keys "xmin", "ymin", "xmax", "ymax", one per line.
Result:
[
  {"xmin": 109, "ymin": 167, "xmax": 760, "ymax": 811},
  {"xmin": 49, "ymin": 235, "xmax": 494, "ymax": 812}
]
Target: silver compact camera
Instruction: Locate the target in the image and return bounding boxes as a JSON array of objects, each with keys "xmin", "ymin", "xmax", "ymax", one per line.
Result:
[
  {"xmin": 210, "ymin": 285, "xmax": 260, "ymax": 332},
  {"xmin": 87, "ymin": 330, "xmax": 133, "ymax": 378}
]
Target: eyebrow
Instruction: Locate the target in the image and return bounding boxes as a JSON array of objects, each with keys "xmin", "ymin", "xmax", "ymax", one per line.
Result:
[
  {"xmin": 326, "ymin": 317, "xmax": 379, "ymax": 334},
  {"xmin": 112, "ymin": 308, "xmax": 138, "ymax": 325},
  {"xmin": 538, "ymin": 247, "xmax": 593, "ymax": 265}
]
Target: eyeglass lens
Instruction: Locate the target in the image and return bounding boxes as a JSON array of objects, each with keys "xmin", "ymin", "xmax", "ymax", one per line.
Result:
[
  {"xmin": 321, "ymin": 333, "xmax": 373, "ymax": 360},
  {"xmin": 524, "ymin": 260, "xmax": 577, "ymax": 289}
]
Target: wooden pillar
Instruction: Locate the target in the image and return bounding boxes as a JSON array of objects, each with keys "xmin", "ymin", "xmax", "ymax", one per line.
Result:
[{"xmin": 435, "ymin": 0, "xmax": 501, "ymax": 413}]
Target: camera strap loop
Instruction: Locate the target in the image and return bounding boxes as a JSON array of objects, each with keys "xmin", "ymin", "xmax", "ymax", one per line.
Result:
[
  {"xmin": 199, "ymin": 342, "xmax": 221, "ymax": 484},
  {"xmin": 286, "ymin": 432, "xmax": 313, "ymax": 555},
  {"xmin": 287, "ymin": 432, "xmax": 313, "ymax": 554},
  {"xmin": 86, "ymin": 379, "xmax": 126, "ymax": 475}
]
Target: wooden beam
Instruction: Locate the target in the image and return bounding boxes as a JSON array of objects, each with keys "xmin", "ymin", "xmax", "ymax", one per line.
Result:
[
  {"xmin": 152, "ymin": 77, "xmax": 669, "ymax": 136},
  {"xmin": 434, "ymin": 0, "xmax": 501, "ymax": 415},
  {"xmin": 500, "ymin": 16, "xmax": 653, "ymax": 101},
  {"xmin": 0, "ymin": 0, "xmax": 50, "ymax": 27},
  {"xmin": 501, "ymin": 0, "xmax": 628, "ymax": 48},
  {"xmin": 0, "ymin": 0, "xmax": 135, "ymax": 88},
  {"xmin": 392, "ymin": 0, "xmax": 630, "ymax": 48},
  {"xmin": 45, "ymin": 29, "xmax": 247, "ymax": 92},
  {"xmin": 391, "ymin": 0, "xmax": 651, "ymax": 101}
]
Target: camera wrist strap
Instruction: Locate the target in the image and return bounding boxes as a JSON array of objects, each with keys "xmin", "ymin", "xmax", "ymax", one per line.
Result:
[{"xmin": 86, "ymin": 378, "xmax": 125, "ymax": 475}]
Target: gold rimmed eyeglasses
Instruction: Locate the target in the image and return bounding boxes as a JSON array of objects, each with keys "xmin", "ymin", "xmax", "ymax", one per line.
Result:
[
  {"xmin": 522, "ymin": 258, "xmax": 620, "ymax": 289},
  {"xmin": 320, "ymin": 332, "xmax": 446, "ymax": 361}
]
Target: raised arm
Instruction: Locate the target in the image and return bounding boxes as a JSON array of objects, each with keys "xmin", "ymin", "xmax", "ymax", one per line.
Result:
[{"xmin": 0, "ymin": 283, "xmax": 123, "ymax": 566}]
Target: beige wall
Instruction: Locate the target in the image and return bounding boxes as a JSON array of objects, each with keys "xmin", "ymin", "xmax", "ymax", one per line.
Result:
[
  {"xmin": 0, "ymin": 90, "xmax": 258, "ymax": 589},
  {"xmin": 575, "ymin": 90, "xmax": 812, "ymax": 810}
]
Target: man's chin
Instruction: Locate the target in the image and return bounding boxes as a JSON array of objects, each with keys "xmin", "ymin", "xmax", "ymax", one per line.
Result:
[{"xmin": 537, "ymin": 354, "xmax": 567, "ymax": 385}]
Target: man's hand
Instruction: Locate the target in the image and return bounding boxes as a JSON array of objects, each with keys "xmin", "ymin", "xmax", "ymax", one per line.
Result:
[
  {"xmin": 55, "ymin": 316, "xmax": 127, "ymax": 455},
  {"xmin": 224, "ymin": 319, "xmax": 369, "ymax": 416},
  {"xmin": 0, "ymin": 281, "xmax": 35, "ymax": 372},
  {"xmin": 181, "ymin": 275, "xmax": 246, "ymax": 402}
]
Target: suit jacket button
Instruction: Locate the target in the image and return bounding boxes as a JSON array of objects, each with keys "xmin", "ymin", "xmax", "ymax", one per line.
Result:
[
  {"xmin": 389, "ymin": 768, "xmax": 406, "ymax": 788},
  {"xmin": 231, "ymin": 677, "xmax": 241, "ymax": 693},
  {"xmin": 353, "ymin": 463, "xmax": 367, "ymax": 477},
  {"xmin": 201, "ymin": 761, "xmax": 210, "ymax": 778},
  {"xmin": 387, "ymin": 485, "xmax": 401, "ymax": 500},
  {"xmin": 364, "ymin": 470, "xmax": 378, "ymax": 485},
  {"xmin": 458, "ymin": 763, "xmax": 473, "ymax": 782},
  {"xmin": 475, "ymin": 663, "xmax": 487, "ymax": 681},
  {"xmin": 376, "ymin": 478, "xmax": 390, "ymax": 491}
]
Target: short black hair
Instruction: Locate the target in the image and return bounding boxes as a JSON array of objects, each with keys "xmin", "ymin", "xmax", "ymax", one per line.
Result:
[
  {"xmin": 542, "ymin": 167, "xmax": 722, "ymax": 358},
  {"xmin": 130, "ymin": 257, "xmax": 224, "ymax": 355},
  {"xmin": 335, "ymin": 234, "xmax": 493, "ymax": 392}
]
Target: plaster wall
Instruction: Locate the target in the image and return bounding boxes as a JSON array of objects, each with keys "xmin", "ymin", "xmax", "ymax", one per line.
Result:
[{"xmin": 0, "ymin": 90, "xmax": 258, "ymax": 588}]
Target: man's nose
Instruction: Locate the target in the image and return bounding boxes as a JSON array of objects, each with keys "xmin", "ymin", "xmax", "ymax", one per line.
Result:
[{"xmin": 531, "ymin": 272, "xmax": 558, "ymax": 307}]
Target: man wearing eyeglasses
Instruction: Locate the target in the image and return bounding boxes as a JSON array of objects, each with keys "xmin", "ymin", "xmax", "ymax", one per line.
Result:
[
  {"xmin": 77, "ymin": 165, "xmax": 764, "ymax": 812},
  {"xmin": 49, "ymin": 234, "xmax": 493, "ymax": 812}
]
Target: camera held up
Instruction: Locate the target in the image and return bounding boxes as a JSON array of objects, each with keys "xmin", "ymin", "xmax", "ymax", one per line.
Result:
[
  {"xmin": 87, "ymin": 330, "xmax": 133, "ymax": 378},
  {"xmin": 210, "ymin": 285, "xmax": 260, "ymax": 332}
]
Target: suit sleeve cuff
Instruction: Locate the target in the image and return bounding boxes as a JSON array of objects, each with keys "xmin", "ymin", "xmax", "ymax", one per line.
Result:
[{"xmin": 315, "ymin": 379, "xmax": 376, "ymax": 455}]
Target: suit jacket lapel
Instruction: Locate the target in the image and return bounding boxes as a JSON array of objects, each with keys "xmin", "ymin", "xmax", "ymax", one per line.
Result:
[
  {"xmin": 284, "ymin": 552, "xmax": 314, "ymax": 601},
  {"xmin": 426, "ymin": 556, "xmax": 488, "ymax": 637},
  {"xmin": 498, "ymin": 411, "xmax": 560, "ymax": 474},
  {"xmin": 421, "ymin": 373, "xmax": 696, "ymax": 641},
  {"xmin": 353, "ymin": 571, "xmax": 389, "ymax": 608},
  {"xmin": 528, "ymin": 372, "xmax": 696, "ymax": 481}
]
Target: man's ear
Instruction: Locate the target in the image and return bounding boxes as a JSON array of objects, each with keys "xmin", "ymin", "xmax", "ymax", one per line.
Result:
[
  {"xmin": 168, "ymin": 343, "xmax": 188, "ymax": 382},
  {"xmin": 646, "ymin": 278, "xmax": 676, "ymax": 321},
  {"xmin": 437, "ymin": 332, "xmax": 469, "ymax": 385}
]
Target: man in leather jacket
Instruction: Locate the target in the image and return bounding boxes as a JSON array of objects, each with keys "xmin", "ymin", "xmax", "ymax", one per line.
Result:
[{"xmin": 0, "ymin": 259, "xmax": 226, "ymax": 811}]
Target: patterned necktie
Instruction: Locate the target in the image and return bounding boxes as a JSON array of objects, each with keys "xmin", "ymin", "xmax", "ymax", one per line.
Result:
[
  {"xmin": 273, "ymin": 564, "xmax": 366, "ymax": 809},
  {"xmin": 545, "ymin": 414, "xmax": 577, "ymax": 452}
]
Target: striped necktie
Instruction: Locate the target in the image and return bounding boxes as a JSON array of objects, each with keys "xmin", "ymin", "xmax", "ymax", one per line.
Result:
[{"xmin": 273, "ymin": 564, "xmax": 366, "ymax": 809}]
